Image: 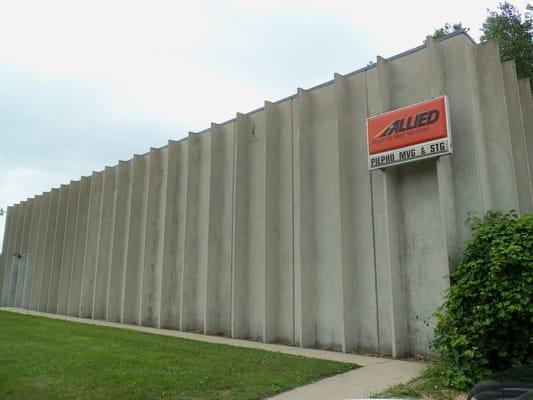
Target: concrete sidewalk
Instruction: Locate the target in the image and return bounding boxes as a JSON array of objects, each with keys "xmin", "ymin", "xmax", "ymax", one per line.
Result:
[
  {"xmin": 1, "ymin": 307, "xmax": 424, "ymax": 399},
  {"xmin": 267, "ymin": 361, "xmax": 423, "ymax": 399}
]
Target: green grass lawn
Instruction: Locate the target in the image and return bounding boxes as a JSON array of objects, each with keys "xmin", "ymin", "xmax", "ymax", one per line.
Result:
[{"xmin": 0, "ymin": 311, "xmax": 357, "ymax": 400}]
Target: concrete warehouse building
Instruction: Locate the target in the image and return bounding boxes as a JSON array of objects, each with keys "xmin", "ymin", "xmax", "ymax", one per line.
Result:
[{"xmin": 1, "ymin": 32, "xmax": 532, "ymax": 358}]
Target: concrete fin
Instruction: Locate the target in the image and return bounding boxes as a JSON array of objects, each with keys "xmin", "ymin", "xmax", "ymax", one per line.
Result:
[
  {"xmin": 370, "ymin": 56, "xmax": 409, "ymax": 357},
  {"xmin": 0, "ymin": 206, "xmax": 13, "ymax": 304},
  {"xmin": 474, "ymin": 40, "xmax": 519, "ymax": 211},
  {"xmin": 140, "ymin": 148, "xmax": 166, "ymax": 327},
  {"xmin": 93, "ymin": 166, "xmax": 118, "ymax": 320},
  {"xmin": 160, "ymin": 140, "xmax": 187, "ymax": 329},
  {"xmin": 32, "ymin": 195, "xmax": 51, "ymax": 311},
  {"xmin": 501, "ymin": 62, "xmax": 533, "ymax": 213},
  {"xmin": 3, "ymin": 204, "xmax": 21, "ymax": 306},
  {"xmin": 232, "ymin": 111, "xmax": 266, "ymax": 341},
  {"xmin": 14, "ymin": 200, "xmax": 33, "ymax": 307},
  {"xmin": 518, "ymin": 79, "xmax": 533, "ymax": 199},
  {"xmin": 38, "ymin": 190, "xmax": 59, "ymax": 312},
  {"xmin": 264, "ymin": 100, "xmax": 295, "ymax": 345},
  {"xmin": 181, "ymin": 132, "xmax": 210, "ymax": 333},
  {"xmin": 107, "ymin": 160, "xmax": 132, "ymax": 322},
  {"xmin": 56, "ymin": 181, "xmax": 80, "ymax": 315},
  {"xmin": 123, "ymin": 155, "xmax": 148, "ymax": 325},
  {"xmin": 22, "ymin": 197, "xmax": 42, "ymax": 308},
  {"xmin": 427, "ymin": 35, "xmax": 460, "ymax": 269},
  {"xmin": 67, "ymin": 177, "xmax": 90, "ymax": 316},
  {"xmin": 296, "ymin": 85, "xmax": 345, "ymax": 351},
  {"xmin": 334, "ymin": 71, "xmax": 379, "ymax": 353},
  {"xmin": 80, "ymin": 172, "xmax": 104, "ymax": 318},
  {"xmin": 206, "ymin": 122, "xmax": 234, "ymax": 336},
  {"xmin": 47, "ymin": 185, "xmax": 69, "ymax": 313}
]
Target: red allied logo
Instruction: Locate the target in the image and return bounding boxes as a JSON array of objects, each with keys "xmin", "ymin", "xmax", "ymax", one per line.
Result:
[
  {"xmin": 367, "ymin": 96, "xmax": 449, "ymax": 155},
  {"xmin": 373, "ymin": 109, "xmax": 440, "ymax": 139}
]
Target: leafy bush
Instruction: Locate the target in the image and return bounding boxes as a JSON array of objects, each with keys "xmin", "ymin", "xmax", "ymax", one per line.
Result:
[{"xmin": 433, "ymin": 211, "xmax": 533, "ymax": 390}]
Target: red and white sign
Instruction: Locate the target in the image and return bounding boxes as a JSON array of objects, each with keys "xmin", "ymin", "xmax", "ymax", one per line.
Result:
[{"xmin": 367, "ymin": 95, "xmax": 452, "ymax": 170}]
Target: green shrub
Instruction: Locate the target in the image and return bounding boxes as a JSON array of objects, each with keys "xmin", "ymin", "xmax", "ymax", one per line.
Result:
[{"xmin": 433, "ymin": 211, "xmax": 533, "ymax": 390}]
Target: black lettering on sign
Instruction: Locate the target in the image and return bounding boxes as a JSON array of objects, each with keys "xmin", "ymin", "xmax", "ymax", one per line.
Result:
[
  {"xmin": 399, "ymin": 149, "xmax": 415, "ymax": 160},
  {"xmin": 430, "ymin": 142, "xmax": 447, "ymax": 153},
  {"xmin": 427, "ymin": 109, "xmax": 440, "ymax": 124},
  {"xmin": 371, "ymin": 153, "xmax": 395, "ymax": 167}
]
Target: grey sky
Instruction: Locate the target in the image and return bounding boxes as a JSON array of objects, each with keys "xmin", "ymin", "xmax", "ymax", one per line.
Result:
[{"xmin": 0, "ymin": 0, "xmax": 529, "ymax": 243}]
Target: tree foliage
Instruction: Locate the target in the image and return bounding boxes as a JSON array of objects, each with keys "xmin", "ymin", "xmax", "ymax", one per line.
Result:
[
  {"xmin": 432, "ymin": 211, "xmax": 533, "ymax": 390},
  {"xmin": 432, "ymin": 23, "xmax": 468, "ymax": 39},
  {"xmin": 481, "ymin": 2, "xmax": 533, "ymax": 82}
]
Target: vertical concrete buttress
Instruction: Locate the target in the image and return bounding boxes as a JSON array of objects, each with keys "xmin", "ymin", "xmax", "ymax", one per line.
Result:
[
  {"xmin": 141, "ymin": 148, "xmax": 167, "ymax": 327},
  {"xmin": 264, "ymin": 100, "xmax": 295, "ymax": 345},
  {"xmin": 93, "ymin": 167, "xmax": 117, "ymax": 320},
  {"xmin": 475, "ymin": 41, "xmax": 520, "ymax": 211},
  {"xmin": 38, "ymin": 189, "xmax": 59, "ymax": 312},
  {"xmin": 296, "ymin": 88, "xmax": 314, "ymax": 349},
  {"xmin": 80, "ymin": 172, "xmax": 104, "ymax": 318},
  {"xmin": 518, "ymin": 79, "xmax": 533, "ymax": 185},
  {"xmin": 14, "ymin": 200, "xmax": 32, "ymax": 307},
  {"xmin": 501, "ymin": 62, "xmax": 533, "ymax": 213},
  {"xmin": 56, "ymin": 181, "xmax": 80, "ymax": 315},
  {"xmin": 5, "ymin": 204, "xmax": 23, "ymax": 307},
  {"xmin": 68, "ymin": 177, "xmax": 90, "ymax": 316},
  {"xmin": 32, "ymin": 194, "xmax": 51, "ymax": 311},
  {"xmin": 232, "ymin": 113, "xmax": 252, "ymax": 339},
  {"xmin": 297, "ymin": 85, "xmax": 345, "ymax": 350},
  {"xmin": 123, "ymin": 155, "xmax": 148, "ymax": 325},
  {"xmin": 426, "ymin": 36, "xmax": 460, "ymax": 269},
  {"xmin": 160, "ymin": 140, "xmax": 188, "ymax": 329},
  {"xmin": 370, "ymin": 56, "xmax": 409, "ymax": 357},
  {"xmin": 6, "ymin": 202, "xmax": 21, "ymax": 306},
  {"xmin": 47, "ymin": 185, "xmax": 69, "ymax": 313},
  {"xmin": 334, "ymin": 72, "xmax": 379, "ymax": 353},
  {"xmin": 0, "ymin": 206, "xmax": 14, "ymax": 305},
  {"xmin": 6, "ymin": 203, "xmax": 23, "ymax": 306},
  {"xmin": 22, "ymin": 196, "xmax": 42, "ymax": 309},
  {"xmin": 182, "ymin": 132, "xmax": 210, "ymax": 333},
  {"xmin": 107, "ymin": 161, "xmax": 132, "ymax": 322},
  {"xmin": 232, "ymin": 112, "xmax": 266, "ymax": 340},
  {"xmin": 206, "ymin": 123, "xmax": 234, "ymax": 336}
]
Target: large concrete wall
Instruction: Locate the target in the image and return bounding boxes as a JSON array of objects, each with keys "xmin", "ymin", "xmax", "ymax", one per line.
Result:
[{"xmin": 1, "ymin": 33, "xmax": 531, "ymax": 357}]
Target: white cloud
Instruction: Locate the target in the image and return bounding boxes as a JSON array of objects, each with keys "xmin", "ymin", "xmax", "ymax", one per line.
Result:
[{"xmin": 0, "ymin": 0, "xmax": 211, "ymax": 77}]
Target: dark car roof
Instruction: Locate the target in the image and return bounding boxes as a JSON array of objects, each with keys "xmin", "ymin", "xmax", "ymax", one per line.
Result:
[{"xmin": 469, "ymin": 365, "xmax": 533, "ymax": 400}]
